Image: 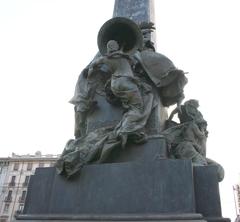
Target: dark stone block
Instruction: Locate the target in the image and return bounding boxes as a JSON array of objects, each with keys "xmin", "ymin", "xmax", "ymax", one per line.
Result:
[
  {"xmin": 16, "ymin": 213, "xmax": 206, "ymax": 222},
  {"xmin": 193, "ymin": 166, "xmax": 222, "ymax": 217},
  {"xmin": 18, "ymin": 160, "xmax": 231, "ymax": 222},
  {"xmin": 105, "ymin": 137, "xmax": 168, "ymax": 162},
  {"xmin": 23, "ymin": 167, "xmax": 56, "ymax": 214},
  {"xmin": 193, "ymin": 166, "xmax": 230, "ymax": 222},
  {"xmin": 23, "ymin": 160, "xmax": 195, "ymax": 215}
]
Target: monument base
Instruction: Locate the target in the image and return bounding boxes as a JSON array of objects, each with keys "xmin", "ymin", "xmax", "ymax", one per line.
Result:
[
  {"xmin": 16, "ymin": 213, "xmax": 206, "ymax": 222},
  {"xmin": 15, "ymin": 159, "xmax": 230, "ymax": 222}
]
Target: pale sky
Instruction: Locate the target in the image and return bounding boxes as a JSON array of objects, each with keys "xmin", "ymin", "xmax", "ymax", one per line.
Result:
[{"xmin": 0, "ymin": 0, "xmax": 240, "ymax": 220}]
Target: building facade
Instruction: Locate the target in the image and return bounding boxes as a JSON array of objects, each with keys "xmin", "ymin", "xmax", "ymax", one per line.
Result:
[
  {"xmin": 0, "ymin": 152, "xmax": 59, "ymax": 222},
  {"xmin": 234, "ymin": 182, "xmax": 240, "ymax": 218}
]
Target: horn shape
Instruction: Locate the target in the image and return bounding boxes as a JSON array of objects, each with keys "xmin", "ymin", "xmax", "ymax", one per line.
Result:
[{"xmin": 97, "ymin": 17, "xmax": 143, "ymax": 55}]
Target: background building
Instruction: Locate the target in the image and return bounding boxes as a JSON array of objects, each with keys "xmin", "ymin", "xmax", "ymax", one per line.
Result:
[
  {"xmin": 233, "ymin": 184, "xmax": 240, "ymax": 216},
  {"xmin": 0, "ymin": 152, "xmax": 59, "ymax": 222},
  {"xmin": 233, "ymin": 174, "xmax": 240, "ymax": 222}
]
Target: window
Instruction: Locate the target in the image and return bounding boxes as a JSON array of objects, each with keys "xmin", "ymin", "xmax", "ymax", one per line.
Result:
[
  {"xmin": 7, "ymin": 190, "xmax": 12, "ymax": 198},
  {"xmin": 19, "ymin": 190, "xmax": 27, "ymax": 203},
  {"xmin": 23, "ymin": 176, "xmax": 30, "ymax": 186},
  {"xmin": 16, "ymin": 203, "xmax": 24, "ymax": 214},
  {"xmin": 13, "ymin": 162, "xmax": 19, "ymax": 171},
  {"xmin": 27, "ymin": 163, "xmax": 33, "ymax": 171},
  {"xmin": 5, "ymin": 190, "xmax": 12, "ymax": 202},
  {"xmin": 9, "ymin": 176, "xmax": 16, "ymax": 186},
  {"xmin": 38, "ymin": 162, "xmax": 44, "ymax": 167},
  {"xmin": 3, "ymin": 203, "xmax": 10, "ymax": 213},
  {"xmin": 18, "ymin": 204, "xmax": 24, "ymax": 211},
  {"xmin": 11, "ymin": 176, "xmax": 16, "ymax": 182},
  {"xmin": 22, "ymin": 190, "xmax": 26, "ymax": 199}
]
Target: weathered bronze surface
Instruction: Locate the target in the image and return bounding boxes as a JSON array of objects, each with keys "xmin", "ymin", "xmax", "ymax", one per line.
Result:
[
  {"xmin": 164, "ymin": 99, "xmax": 224, "ymax": 181},
  {"xmin": 56, "ymin": 14, "xmax": 223, "ymax": 182},
  {"xmin": 56, "ymin": 17, "xmax": 188, "ymax": 178}
]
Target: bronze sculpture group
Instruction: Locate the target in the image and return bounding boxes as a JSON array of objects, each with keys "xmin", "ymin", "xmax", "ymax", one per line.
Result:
[{"xmin": 56, "ymin": 17, "xmax": 223, "ymax": 181}]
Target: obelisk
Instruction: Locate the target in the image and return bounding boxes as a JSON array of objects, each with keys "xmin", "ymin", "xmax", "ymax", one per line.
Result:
[{"xmin": 113, "ymin": 0, "xmax": 155, "ymax": 26}]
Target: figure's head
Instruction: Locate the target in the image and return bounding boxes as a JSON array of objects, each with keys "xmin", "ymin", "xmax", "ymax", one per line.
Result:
[
  {"xmin": 184, "ymin": 99, "xmax": 199, "ymax": 108},
  {"xmin": 106, "ymin": 40, "xmax": 120, "ymax": 53},
  {"xmin": 197, "ymin": 119, "xmax": 207, "ymax": 127}
]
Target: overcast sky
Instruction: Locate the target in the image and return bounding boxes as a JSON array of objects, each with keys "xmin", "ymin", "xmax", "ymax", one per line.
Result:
[{"xmin": 0, "ymin": 0, "xmax": 239, "ymax": 220}]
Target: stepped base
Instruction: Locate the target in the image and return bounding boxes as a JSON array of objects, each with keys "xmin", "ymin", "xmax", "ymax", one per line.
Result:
[
  {"xmin": 16, "ymin": 213, "xmax": 206, "ymax": 222},
  {"xmin": 15, "ymin": 159, "xmax": 230, "ymax": 222}
]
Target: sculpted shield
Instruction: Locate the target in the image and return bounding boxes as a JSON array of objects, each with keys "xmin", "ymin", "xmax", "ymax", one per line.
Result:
[{"xmin": 137, "ymin": 50, "xmax": 177, "ymax": 87}]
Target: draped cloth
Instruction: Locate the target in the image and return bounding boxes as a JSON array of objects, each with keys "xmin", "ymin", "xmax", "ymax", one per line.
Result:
[{"xmin": 56, "ymin": 78, "xmax": 156, "ymax": 178}]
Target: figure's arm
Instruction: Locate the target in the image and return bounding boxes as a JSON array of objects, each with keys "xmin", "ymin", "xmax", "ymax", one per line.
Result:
[
  {"xmin": 194, "ymin": 143, "xmax": 203, "ymax": 154},
  {"xmin": 89, "ymin": 56, "xmax": 106, "ymax": 69},
  {"xmin": 169, "ymin": 96, "xmax": 184, "ymax": 121},
  {"xmin": 168, "ymin": 107, "xmax": 178, "ymax": 121},
  {"xmin": 88, "ymin": 56, "xmax": 106, "ymax": 77},
  {"xmin": 191, "ymin": 122, "xmax": 205, "ymax": 138},
  {"xmin": 176, "ymin": 95, "xmax": 184, "ymax": 113}
]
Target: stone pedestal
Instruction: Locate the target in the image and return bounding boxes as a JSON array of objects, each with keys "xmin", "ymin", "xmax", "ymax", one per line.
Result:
[{"xmin": 15, "ymin": 158, "xmax": 229, "ymax": 222}]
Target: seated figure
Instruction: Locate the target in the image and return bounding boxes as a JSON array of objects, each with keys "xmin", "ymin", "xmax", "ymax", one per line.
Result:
[{"xmin": 163, "ymin": 99, "xmax": 224, "ymax": 181}]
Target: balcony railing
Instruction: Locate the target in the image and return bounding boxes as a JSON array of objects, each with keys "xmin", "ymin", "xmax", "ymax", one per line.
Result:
[
  {"xmin": 8, "ymin": 182, "xmax": 15, "ymax": 187},
  {"xmin": 4, "ymin": 196, "xmax": 12, "ymax": 202},
  {"xmin": 22, "ymin": 182, "xmax": 28, "ymax": 187},
  {"xmin": 18, "ymin": 197, "xmax": 26, "ymax": 203}
]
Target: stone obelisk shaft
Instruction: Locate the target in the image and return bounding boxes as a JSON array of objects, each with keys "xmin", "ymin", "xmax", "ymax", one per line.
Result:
[{"xmin": 113, "ymin": 0, "xmax": 155, "ymax": 44}]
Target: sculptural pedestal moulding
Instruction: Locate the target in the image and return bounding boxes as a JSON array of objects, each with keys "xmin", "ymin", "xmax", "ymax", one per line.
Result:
[
  {"xmin": 16, "ymin": 161, "xmax": 227, "ymax": 222},
  {"xmin": 15, "ymin": 1, "xmax": 230, "ymax": 222}
]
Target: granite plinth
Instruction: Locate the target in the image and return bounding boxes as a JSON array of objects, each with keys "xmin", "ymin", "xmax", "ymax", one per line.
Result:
[
  {"xmin": 15, "ymin": 160, "xmax": 230, "ymax": 222},
  {"xmin": 16, "ymin": 213, "xmax": 206, "ymax": 222},
  {"xmin": 193, "ymin": 166, "xmax": 230, "ymax": 222},
  {"xmin": 23, "ymin": 160, "xmax": 195, "ymax": 215}
]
